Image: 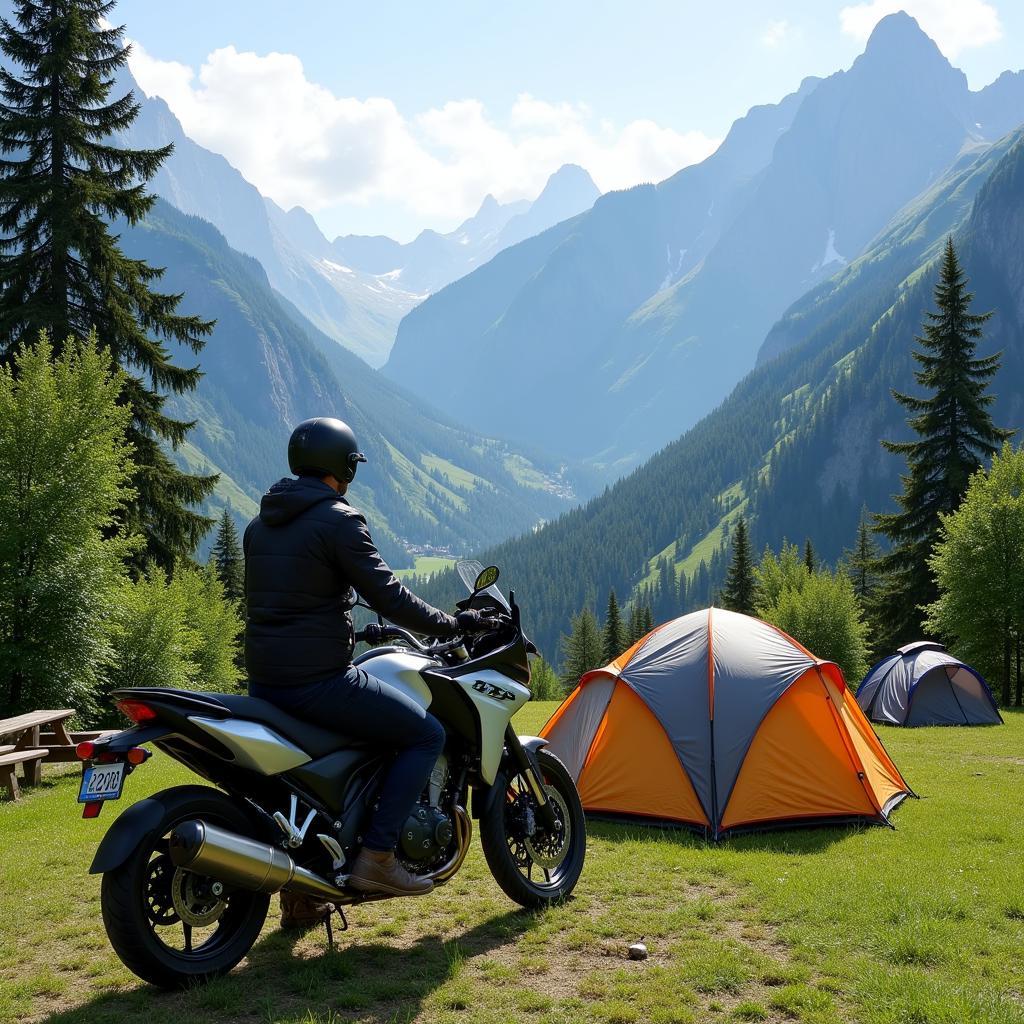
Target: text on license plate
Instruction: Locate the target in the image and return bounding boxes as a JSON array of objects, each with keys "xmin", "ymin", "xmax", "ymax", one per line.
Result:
[{"xmin": 78, "ymin": 762, "xmax": 126, "ymax": 803}]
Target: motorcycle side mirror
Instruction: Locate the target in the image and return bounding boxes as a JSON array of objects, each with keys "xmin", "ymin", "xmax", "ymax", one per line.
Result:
[{"xmin": 473, "ymin": 565, "xmax": 500, "ymax": 593}]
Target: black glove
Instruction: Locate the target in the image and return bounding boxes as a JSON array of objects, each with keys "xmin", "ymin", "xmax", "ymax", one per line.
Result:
[{"xmin": 455, "ymin": 608, "xmax": 503, "ymax": 634}]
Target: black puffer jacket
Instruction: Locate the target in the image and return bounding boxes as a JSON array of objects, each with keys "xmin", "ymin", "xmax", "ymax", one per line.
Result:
[{"xmin": 243, "ymin": 477, "xmax": 458, "ymax": 689}]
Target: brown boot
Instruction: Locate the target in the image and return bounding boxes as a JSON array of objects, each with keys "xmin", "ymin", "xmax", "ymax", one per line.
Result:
[
  {"xmin": 279, "ymin": 890, "xmax": 333, "ymax": 931},
  {"xmin": 348, "ymin": 848, "xmax": 434, "ymax": 897}
]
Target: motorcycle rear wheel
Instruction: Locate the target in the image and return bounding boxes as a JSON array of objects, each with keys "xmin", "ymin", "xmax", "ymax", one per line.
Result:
[
  {"xmin": 100, "ymin": 786, "xmax": 271, "ymax": 989},
  {"xmin": 479, "ymin": 748, "xmax": 586, "ymax": 908}
]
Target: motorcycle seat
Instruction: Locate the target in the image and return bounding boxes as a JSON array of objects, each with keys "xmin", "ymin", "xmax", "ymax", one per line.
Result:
[{"xmin": 196, "ymin": 692, "xmax": 374, "ymax": 759}]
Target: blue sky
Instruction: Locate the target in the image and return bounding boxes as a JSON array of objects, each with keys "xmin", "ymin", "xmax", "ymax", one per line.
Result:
[{"xmin": 115, "ymin": 0, "xmax": 1023, "ymax": 242}]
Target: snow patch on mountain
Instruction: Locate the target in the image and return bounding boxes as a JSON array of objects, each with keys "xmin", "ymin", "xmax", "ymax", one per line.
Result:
[
  {"xmin": 319, "ymin": 258, "xmax": 354, "ymax": 275},
  {"xmin": 812, "ymin": 228, "xmax": 847, "ymax": 273},
  {"xmin": 659, "ymin": 245, "xmax": 689, "ymax": 291}
]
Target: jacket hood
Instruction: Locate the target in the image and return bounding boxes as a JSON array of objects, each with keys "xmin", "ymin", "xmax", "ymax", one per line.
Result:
[{"xmin": 259, "ymin": 477, "xmax": 340, "ymax": 527}]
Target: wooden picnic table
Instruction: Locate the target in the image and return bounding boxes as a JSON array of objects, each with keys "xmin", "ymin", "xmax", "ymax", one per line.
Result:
[{"xmin": 0, "ymin": 709, "xmax": 75, "ymax": 791}]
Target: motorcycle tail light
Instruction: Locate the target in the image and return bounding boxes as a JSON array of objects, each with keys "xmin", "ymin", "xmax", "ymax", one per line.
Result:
[
  {"xmin": 116, "ymin": 699, "xmax": 157, "ymax": 724},
  {"xmin": 75, "ymin": 741, "xmax": 95, "ymax": 760}
]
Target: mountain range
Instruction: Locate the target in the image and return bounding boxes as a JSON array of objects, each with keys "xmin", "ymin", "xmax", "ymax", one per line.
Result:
[
  {"xmin": 110, "ymin": 12, "xmax": 1024, "ymax": 603},
  {"xmin": 332, "ymin": 163, "xmax": 601, "ymax": 299},
  {"xmin": 386, "ymin": 14, "xmax": 1024, "ymax": 476},
  {"xmin": 419, "ymin": 124, "xmax": 1024, "ymax": 659},
  {"xmin": 119, "ymin": 77, "xmax": 599, "ymax": 367},
  {"xmin": 117, "ymin": 200, "xmax": 581, "ymax": 565},
  {"xmin": 5, "ymin": 3, "xmax": 1022, "ymax": 622},
  {"xmin": 62, "ymin": 65, "xmax": 603, "ymax": 561}
]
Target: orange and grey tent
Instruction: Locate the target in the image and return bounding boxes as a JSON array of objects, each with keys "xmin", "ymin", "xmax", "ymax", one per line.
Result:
[{"xmin": 541, "ymin": 608, "xmax": 911, "ymax": 838}]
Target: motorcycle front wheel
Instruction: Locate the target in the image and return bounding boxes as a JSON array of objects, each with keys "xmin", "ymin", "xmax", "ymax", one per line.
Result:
[
  {"xmin": 479, "ymin": 747, "xmax": 586, "ymax": 908},
  {"xmin": 100, "ymin": 785, "xmax": 270, "ymax": 989}
]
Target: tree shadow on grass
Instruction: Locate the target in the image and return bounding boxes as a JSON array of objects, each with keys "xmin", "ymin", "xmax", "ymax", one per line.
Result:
[{"xmin": 39, "ymin": 905, "xmax": 542, "ymax": 1024}]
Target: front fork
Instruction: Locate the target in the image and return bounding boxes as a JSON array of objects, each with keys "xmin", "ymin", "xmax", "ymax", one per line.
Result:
[{"xmin": 504, "ymin": 726, "xmax": 558, "ymax": 832}]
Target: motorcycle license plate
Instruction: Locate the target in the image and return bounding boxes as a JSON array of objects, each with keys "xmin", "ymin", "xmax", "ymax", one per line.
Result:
[{"xmin": 78, "ymin": 761, "xmax": 126, "ymax": 803}]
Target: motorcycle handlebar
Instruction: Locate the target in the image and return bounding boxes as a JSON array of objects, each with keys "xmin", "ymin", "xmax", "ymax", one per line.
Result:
[
  {"xmin": 355, "ymin": 622, "xmax": 418, "ymax": 648},
  {"xmin": 355, "ymin": 615, "xmax": 512, "ymax": 651}
]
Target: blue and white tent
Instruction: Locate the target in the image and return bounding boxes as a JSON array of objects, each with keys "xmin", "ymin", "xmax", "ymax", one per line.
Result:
[{"xmin": 856, "ymin": 642, "xmax": 1002, "ymax": 727}]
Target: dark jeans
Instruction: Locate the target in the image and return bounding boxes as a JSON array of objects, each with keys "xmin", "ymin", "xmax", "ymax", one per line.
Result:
[{"xmin": 251, "ymin": 664, "xmax": 445, "ymax": 852}]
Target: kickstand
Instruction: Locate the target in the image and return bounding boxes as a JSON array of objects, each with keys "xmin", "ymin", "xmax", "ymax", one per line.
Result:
[{"xmin": 324, "ymin": 905, "xmax": 348, "ymax": 950}]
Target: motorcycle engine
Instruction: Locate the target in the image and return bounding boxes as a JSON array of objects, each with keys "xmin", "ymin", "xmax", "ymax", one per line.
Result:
[{"xmin": 399, "ymin": 803, "xmax": 453, "ymax": 864}]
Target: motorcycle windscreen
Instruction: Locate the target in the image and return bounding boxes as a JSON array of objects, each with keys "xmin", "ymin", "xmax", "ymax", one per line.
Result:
[{"xmin": 456, "ymin": 559, "xmax": 510, "ymax": 611}]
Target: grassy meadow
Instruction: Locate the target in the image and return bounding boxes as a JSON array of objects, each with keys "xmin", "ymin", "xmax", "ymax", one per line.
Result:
[
  {"xmin": 394, "ymin": 556, "xmax": 457, "ymax": 581},
  {"xmin": 2, "ymin": 702, "xmax": 1023, "ymax": 1024}
]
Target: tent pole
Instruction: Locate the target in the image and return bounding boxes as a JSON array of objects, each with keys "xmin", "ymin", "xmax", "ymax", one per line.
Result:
[
  {"xmin": 706, "ymin": 607, "xmax": 719, "ymax": 839},
  {"xmin": 944, "ymin": 666, "xmax": 969, "ymax": 725},
  {"xmin": 815, "ymin": 667, "xmax": 885, "ymax": 820}
]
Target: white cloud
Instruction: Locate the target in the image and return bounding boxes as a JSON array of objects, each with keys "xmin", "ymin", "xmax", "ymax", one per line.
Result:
[
  {"xmin": 761, "ymin": 20, "xmax": 790, "ymax": 47},
  {"xmin": 839, "ymin": 0, "xmax": 1003, "ymax": 58},
  {"xmin": 127, "ymin": 43, "xmax": 720, "ymax": 232}
]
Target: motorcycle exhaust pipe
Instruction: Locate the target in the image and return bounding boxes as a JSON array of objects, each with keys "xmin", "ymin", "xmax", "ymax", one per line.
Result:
[{"xmin": 169, "ymin": 820, "xmax": 346, "ymax": 902}]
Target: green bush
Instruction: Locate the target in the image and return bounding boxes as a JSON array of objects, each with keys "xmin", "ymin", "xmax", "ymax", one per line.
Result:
[
  {"xmin": 926, "ymin": 443, "xmax": 1024, "ymax": 705},
  {"xmin": 178, "ymin": 567, "xmax": 244, "ymax": 695},
  {"xmin": 755, "ymin": 544, "xmax": 871, "ymax": 683},
  {"xmin": 754, "ymin": 543, "xmax": 807, "ymax": 609},
  {"xmin": 101, "ymin": 566, "xmax": 242, "ymax": 725},
  {"xmin": 529, "ymin": 657, "xmax": 562, "ymax": 700}
]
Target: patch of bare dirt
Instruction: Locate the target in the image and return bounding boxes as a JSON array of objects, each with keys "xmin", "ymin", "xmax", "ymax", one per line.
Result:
[{"xmin": 423, "ymin": 877, "xmax": 800, "ymax": 1017}]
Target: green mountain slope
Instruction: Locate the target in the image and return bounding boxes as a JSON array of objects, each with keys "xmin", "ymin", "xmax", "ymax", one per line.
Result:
[
  {"xmin": 119, "ymin": 201, "xmax": 580, "ymax": 563},
  {"xmin": 420, "ymin": 131, "xmax": 1024, "ymax": 661}
]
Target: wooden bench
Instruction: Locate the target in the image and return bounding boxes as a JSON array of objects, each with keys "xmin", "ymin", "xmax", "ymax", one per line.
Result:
[
  {"xmin": 0, "ymin": 709, "xmax": 75, "ymax": 790},
  {"xmin": 39, "ymin": 729, "xmax": 119, "ymax": 763},
  {"xmin": 0, "ymin": 749, "xmax": 47, "ymax": 801}
]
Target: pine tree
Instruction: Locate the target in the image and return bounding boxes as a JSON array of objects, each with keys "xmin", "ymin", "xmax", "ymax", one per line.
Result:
[
  {"xmin": 721, "ymin": 515, "xmax": 755, "ymax": 614},
  {"xmin": 559, "ymin": 608, "xmax": 603, "ymax": 687},
  {"xmin": 677, "ymin": 570, "xmax": 688, "ymax": 614},
  {"xmin": 210, "ymin": 508, "xmax": 245, "ymax": 607},
  {"xmin": 601, "ymin": 588, "xmax": 626, "ymax": 662},
  {"xmin": 844, "ymin": 506, "xmax": 880, "ymax": 605},
  {"xmin": 656, "ymin": 557, "xmax": 675, "ymax": 622},
  {"xmin": 641, "ymin": 604, "xmax": 654, "ymax": 634},
  {"xmin": 627, "ymin": 603, "xmax": 644, "ymax": 645},
  {"xmin": 0, "ymin": 1, "xmax": 216, "ymax": 568},
  {"xmin": 803, "ymin": 538, "xmax": 816, "ymax": 573},
  {"xmin": 874, "ymin": 237, "xmax": 1012, "ymax": 646},
  {"xmin": 695, "ymin": 560, "xmax": 711, "ymax": 607}
]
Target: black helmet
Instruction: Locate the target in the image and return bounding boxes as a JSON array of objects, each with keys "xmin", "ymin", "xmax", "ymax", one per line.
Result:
[{"xmin": 288, "ymin": 417, "xmax": 367, "ymax": 483}]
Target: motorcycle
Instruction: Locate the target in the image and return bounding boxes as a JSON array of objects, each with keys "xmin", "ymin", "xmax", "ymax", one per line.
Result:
[{"xmin": 74, "ymin": 561, "xmax": 586, "ymax": 989}]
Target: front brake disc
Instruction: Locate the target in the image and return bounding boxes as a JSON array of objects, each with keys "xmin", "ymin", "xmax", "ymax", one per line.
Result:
[{"xmin": 524, "ymin": 787, "xmax": 571, "ymax": 869}]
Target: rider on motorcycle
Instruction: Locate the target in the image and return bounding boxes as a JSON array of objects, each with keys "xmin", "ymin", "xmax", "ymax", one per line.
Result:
[{"xmin": 243, "ymin": 417, "xmax": 492, "ymax": 925}]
